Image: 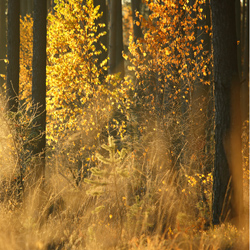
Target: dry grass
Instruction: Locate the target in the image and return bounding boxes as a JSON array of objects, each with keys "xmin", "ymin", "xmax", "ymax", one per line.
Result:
[{"xmin": 0, "ymin": 96, "xmax": 248, "ymax": 250}]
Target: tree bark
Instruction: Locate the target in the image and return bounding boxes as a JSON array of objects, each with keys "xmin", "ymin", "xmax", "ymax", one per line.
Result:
[
  {"xmin": 131, "ymin": 0, "xmax": 142, "ymax": 42},
  {"xmin": 32, "ymin": 0, "xmax": 47, "ymax": 181},
  {"xmin": 240, "ymin": 0, "xmax": 249, "ymax": 123},
  {"xmin": 93, "ymin": 0, "xmax": 108, "ymax": 77},
  {"xmin": 108, "ymin": 0, "xmax": 117, "ymax": 74},
  {"xmin": 211, "ymin": 0, "xmax": 243, "ymax": 227},
  {"xmin": 108, "ymin": 0, "xmax": 124, "ymax": 76},
  {"xmin": 20, "ymin": 0, "xmax": 33, "ymax": 17},
  {"xmin": 115, "ymin": 0, "xmax": 124, "ymax": 77},
  {"xmin": 7, "ymin": 0, "xmax": 20, "ymax": 112},
  {"xmin": 0, "ymin": 0, "xmax": 7, "ymax": 91}
]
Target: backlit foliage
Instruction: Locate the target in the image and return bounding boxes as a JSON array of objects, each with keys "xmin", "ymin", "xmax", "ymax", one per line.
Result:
[
  {"xmin": 45, "ymin": 0, "xmax": 135, "ymax": 184},
  {"xmin": 126, "ymin": 0, "xmax": 211, "ymax": 112},
  {"xmin": 46, "ymin": 0, "xmax": 106, "ymax": 144},
  {"xmin": 123, "ymin": 0, "xmax": 212, "ymax": 167},
  {"xmin": 1, "ymin": 0, "xmax": 247, "ymax": 249}
]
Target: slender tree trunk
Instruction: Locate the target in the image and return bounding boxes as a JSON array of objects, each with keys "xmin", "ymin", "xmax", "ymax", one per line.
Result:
[
  {"xmin": 131, "ymin": 0, "xmax": 142, "ymax": 42},
  {"xmin": 32, "ymin": 0, "xmax": 47, "ymax": 182},
  {"xmin": 108, "ymin": 0, "xmax": 124, "ymax": 76},
  {"xmin": 116, "ymin": 0, "xmax": 124, "ymax": 77},
  {"xmin": 47, "ymin": 0, "xmax": 55, "ymax": 14},
  {"xmin": 94, "ymin": 0, "xmax": 108, "ymax": 77},
  {"xmin": 211, "ymin": 0, "xmax": 243, "ymax": 227},
  {"xmin": 0, "ymin": 0, "xmax": 7, "ymax": 91},
  {"xmin": 7, "ymin": 0, "xmax": 20, "ymax": 112},
  {"xmin": 20, "ymin": 0, "xmax": 33, "ymax": 17},
  {"xmin": 240, "ymin": 0, "xmax": 249, "ymax": 123},
  {"xmin": 108, "ymin": 0, "xmax": 117, "ymax": 74}
]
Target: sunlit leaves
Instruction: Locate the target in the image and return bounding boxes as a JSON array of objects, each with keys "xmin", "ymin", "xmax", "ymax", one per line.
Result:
[
  {"xmin": 46, "ymin": 0, "xmax": 107, "ymax": 145},
  {"xmin": 123, "ymin": 0, "xmax": 212, "ymax": 120}
]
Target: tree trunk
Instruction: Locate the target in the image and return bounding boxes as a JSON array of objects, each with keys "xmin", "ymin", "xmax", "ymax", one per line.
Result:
[
  {"xmin": 240, "ymin": 0, "xmax": 249, "ymax": 123},
  {"xmin": 108, "ymin": 0, "xmax": 117, "ymax": 74},
  {"xmin": 47, "ymin": 0, "xmax": 55, "ymax": 14},
  {"xmin": 115, "ymin": 0, "xmax": 124, "ymax": 77},
  {"xmin": 211, "ymin": 0, "xmax": 243, "ymax": 227},
  {"xmin": 108, "ymin": 0, "xmax": 124, "ymax": 76},
  {"xmin": 94, "ymin": 0, "xmax": 108, "ymax": 78},
  {"xmin": 7, "ymin": 0, "xmax": 20, "ymax": 112},
  {"xmin": 131, "ymin": 0, "xmax": 142, "ymax": 42},
  {"xmin": 20, "ymin": 0, "xmax": 33, "ymax": 17},
  {"xmin": 0, "ymin": 0, "xmax": 7, "ymax": 91},
  {"xmin": 32, "ymin": 0, "xmax": 47, "ymax": 182}
]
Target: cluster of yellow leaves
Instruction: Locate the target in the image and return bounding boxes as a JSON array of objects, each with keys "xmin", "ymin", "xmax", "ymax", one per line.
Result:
[
  {"xmin": 45, "ymin": 0, "xmax": 135, "ymax": 171},
  {"xmin": 19, "ymin": 0, "xmax": 134, "ymax": 171},
  {"xmin": 124, "ymin": 0, "xmax": 212, "ymax": 119},
  {"xmin": 46, "ymin": 0, "xmax": 105, "ymax": 144}
]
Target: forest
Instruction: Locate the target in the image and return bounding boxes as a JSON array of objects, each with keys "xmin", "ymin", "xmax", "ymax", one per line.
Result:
[{"xmin": 0, "ymin": 0, "xmax": 249, "ymax": 249}]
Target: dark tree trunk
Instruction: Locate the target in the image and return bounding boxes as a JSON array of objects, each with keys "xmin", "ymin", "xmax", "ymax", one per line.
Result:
[
  {"xmin": 240, "ymin": 0, "xmax": 249, "ymax": 123},
  {"xmin": 108, "ymin": 0, "xmax": 124, "ymax": 76},
  {"xmin": 7, "ymin": 0, "xmax": 20, "ymax": 112},
  {"xmin": 93, "ymin": 0, "xmax": 108, "ymax": 77},
  {"xmin": 20, "ymin": 0, "xmax": 33, "ymax": 17},
  {"xmin": 32, "ymin": 0, "xmax": 47, "ymax": 181},
  {"xmin": 211, "ymin": 0, "xmax": 243, "ymax": 226},
  {"xmin": 47, "ymin": 0, "xmax": 55, "ymax": 14},
  {"xmin": 108, "ymin": 0, "xmax": 117, "ymax": 74},
  {"xmin": 0, "ymin": 0, "xmax": 7, "ymax": 91},
  {"xmin": 131, "ymin": 0, "xmax": 142, "ymax": 42},
  {"xmin": 115, "ymin": 0, "xmax": 124, "ymax": 77}
]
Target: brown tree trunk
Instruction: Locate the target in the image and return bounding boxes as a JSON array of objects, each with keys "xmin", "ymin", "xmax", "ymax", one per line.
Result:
[
  {"xmin": 115, "ymin": 0, "xmax": 124, "ymax": 77},
  {"xmin": 20, "ymin": 0, "xmax": 33, "ymax": 17},
  {"xmin": 94, "ymin": 0, "xmax": 108, "ymax": 77},
  {"xmin": 131, "ymin": 0, "xmax": 142, "ymax": 42},
  {"xmin": 211, "ymin": 0, "xmax": 243, "ymax": 227},
  {"xmin": 108, "ymin": 0, "xmax": 124, "ymax": 76},
  {"xmin": 108, "ymin": 0, "xmax": 117, "ymax": 74},
  {"xmin": 47, "ymin": 0, "xmax": 55, "ymax": 14},
  {"xmin": 7, "ymin": 0, "xmax": 20, "ymax": 112},
  {"xmin": 32, "ymin": 0, "xmax": 47, "ymax": 182},
  {"xmin": 0, "ymin": 0, "xmax": 7, "ymax": 91},
  {"xmin": 240, "ymin": 0, "xmax": 249, "ymax": 123}
]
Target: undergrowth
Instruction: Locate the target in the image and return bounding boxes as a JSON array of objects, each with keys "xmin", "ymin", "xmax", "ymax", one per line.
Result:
[{"xmin": 0, "ymin": 93, "xmax": 248, "ymax": 250}]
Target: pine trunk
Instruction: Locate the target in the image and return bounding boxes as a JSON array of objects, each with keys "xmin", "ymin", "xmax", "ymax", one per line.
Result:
[
  {"xmin": 32, "ymin": 0, "xmax": 47, "ymax": 181},
  {"xmin": 0, "ymin": 0, "xmax": 7, "ymax": 91},
  {"xmin": 7, "ymin": 0, "xmax": 20, "ymax": 112},
  {"xmin": 211, "ymin": 0, "xmax": 243, "ymax": 226}
]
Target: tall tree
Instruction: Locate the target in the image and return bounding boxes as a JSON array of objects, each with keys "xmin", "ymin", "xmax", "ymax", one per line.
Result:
[
  {"xmin": 108, "ymin": 0, "xmax": 117, "ymax": 74},
  {"xmin": 115, "ymin": 0, "xmax": 124, "ymax": 77},
  {"xmin": 211, "ymin": 0, "xmax": 243, "ymax": 226},
  {"xmin": 108, "ymin": 0, "xmax": 124, "ymax": 76},
  {"xmin": 20, "ymin": 0, "xmax": 33, "ymax": 17},
  {"xmin": 6, "ymin": 0, "xmax": 20, "ymax": 112},
  {"xmin": 93, "ymin": 0, "xmax": 108, "ymax": 77},
  {"xmin": 47, "ymin": 0, "xmax": 56, "ymax": 14},
  {"xmin": 0, "ymin": 0, "xmax": 7, "ymax": 91},
  {"xmin": 240, "ymin": 0, "xmax": 249, "ymax": 123},
  {"xmin": 131, "ymin": 0, "xmax": 142, "ymax": 42},
  {"xmin": 32, "ymin": 0, "xmax": 47, "ymax": 181}
]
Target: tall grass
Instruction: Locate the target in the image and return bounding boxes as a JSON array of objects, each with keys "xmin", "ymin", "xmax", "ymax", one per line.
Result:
[{"xmin": 0, "ymin": 94, "xmax": 248, "ymax": 250}]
